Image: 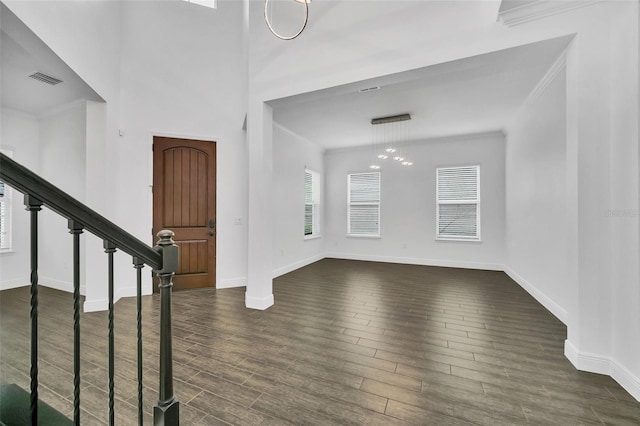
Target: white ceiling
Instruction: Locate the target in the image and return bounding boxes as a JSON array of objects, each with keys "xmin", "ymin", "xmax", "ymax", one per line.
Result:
[
  {"xmin": 1, "ymin": 4, "xmax": 102, "ymax": 117},
  {"xmin": 270, "ymin": 36, "xmax": 571, "ymax": 150}
]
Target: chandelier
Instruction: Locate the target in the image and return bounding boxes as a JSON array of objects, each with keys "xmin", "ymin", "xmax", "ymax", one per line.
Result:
[
  {"xmin": 369, "ymin": 114, "xmax": 413, "ymax": 170},
  {"xmin": 264, "ymin": 0, "xmax": 311, "ymax": 40}
]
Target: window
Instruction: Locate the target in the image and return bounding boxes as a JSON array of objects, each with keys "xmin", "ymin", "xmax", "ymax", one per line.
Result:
[
  {"xmin": 182, "ymin": 0, "xmax": 216, "ymax": 9},
  {"xmin": 304, "ymin": 168, "xmax": 320, "ymax": 239},
  {"xmin": 348, "ymin": 172, "xmax": 380, "ymax": 237},
  {"xmin": 436, "ymin": 165, "xmax": 480, "ymax": 241},
  {"xmin": 0, "ymin": 149, "xmax": 13, "ymax": 252}
]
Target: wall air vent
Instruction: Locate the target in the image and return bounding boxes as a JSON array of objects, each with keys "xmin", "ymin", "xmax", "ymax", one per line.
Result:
[{"xmin": 27, "ymin": 72, "xmax": 63, "ymax": 86}]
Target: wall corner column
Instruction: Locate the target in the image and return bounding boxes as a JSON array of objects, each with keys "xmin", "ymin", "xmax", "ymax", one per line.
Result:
[{"xmin": 245, "ymin": 99, "xmax": 274, "ymax": 310}]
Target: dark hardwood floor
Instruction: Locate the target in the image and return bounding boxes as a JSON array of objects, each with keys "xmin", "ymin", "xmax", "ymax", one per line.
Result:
[{"xmin": 1, "ymin": 258, "xmax": 639, "ymax": 425}]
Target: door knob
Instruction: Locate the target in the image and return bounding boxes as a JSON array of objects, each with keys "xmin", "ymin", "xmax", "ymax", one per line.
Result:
[{"xmin": 209, "ymin": 230, "xmax": 215, "ymax": 236}]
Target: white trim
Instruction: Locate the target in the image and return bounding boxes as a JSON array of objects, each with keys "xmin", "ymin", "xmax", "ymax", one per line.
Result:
[
  {"xmin": 565, "ymin": 340, "xmax": 640, "ymax": 402},
  {"xmin": 498, "ymin": 0, "xmax": 604, "ymax": 27},
  {"xmin": 83, "ymin": 288, "xmax": 129, "ymax": 313},
  {"xmin": 325, "ymin": 252, "xmax": 504, "ymax": 271},
  {"xmin": 326, "ymin": 131, "xmax": 505, "ymax": 155},
  {"xmin": 503, "ymin": 266, "xmax": 568, "ymax": 324},
  {"xmin": 510, "ymin": 47, "xmax": 569, "ymax": 128},
  {"xmin": 218, "ymin": 277, "xmax": 247, "ymax": 289},
  {"xmin": 83, "ymin": 298, "xmax": 107, "ymax": 313},
  {"xmin": 346, "ymin": 234, "xmax": 382, "ymax": 239},
  {"xmin": 436, "ymin": 237, "xmax": 482, "ymax": 242},
  {"xmin": 0, "ymin": 277, "xmax": 29, "ymax": 291},
  {"xmin": 274, "ymin": 122, "xmax": 327, "ymax": 153},
  {"xmin": 245, "ymin": 292, "xmax": 274, "ymax": 310},
  {"xmin": 39, "ymin": 277, "xmax": 73, "ymax": 293},
  {"xmin": 273, "ymin": 253, "xmax": 325, "ymax": 278}
]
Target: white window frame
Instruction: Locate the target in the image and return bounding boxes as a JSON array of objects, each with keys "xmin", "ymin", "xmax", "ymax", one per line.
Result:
[
  {"xmin": 182, "ymin": 0, "xmax": 217, "ymax": 9},
  {"xmin": 347, "ymin": 172, "xmax": 381, "ymax": 238},
  {"xmin": 304, "ymin": 168, "xmax": 321, "ymax": 240},
  {"xmin": 0, "ymin": 148, "xmax": 14, "ymax": 252},
  {"xmin": 436, "ymin": 165, "xmax": 481, "ymax": 241}
]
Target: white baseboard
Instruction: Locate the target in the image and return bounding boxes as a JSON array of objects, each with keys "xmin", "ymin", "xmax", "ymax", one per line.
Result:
[
  {"xmin": 325, "ymin": 252, "xmax": 504, "ymax": 271},
  {"xmin": 565, "ymin": 340, "xmax": 640, "ymax": 402},
  {"xmin": 273, "ymin": 254, "xmax": 326, "ymax": 278},
  {"xmin": 503, "ymin": 266, "xmax": 568, "ymax": 324},
  {"xmin": 0, "ymin": 277, "xmax": 29, "ymax": 291},
  {"xmin": 245, "ymin": 292, "xmax": 274, "ymax": 310},
  {"xmin": 39, "ymin": 277, "xmax": 73, "ymax": 293},
  {"xmin": 83, "ymin": 298, "xmax": 107, "ymax": 312},
  {"xmin": 218, "ymin": 277, "xmax": 247, "ymax": 289}
]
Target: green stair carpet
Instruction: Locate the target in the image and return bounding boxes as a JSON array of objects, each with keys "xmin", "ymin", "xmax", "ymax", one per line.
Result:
[{"xmin": 0, "ymin": 384, "xmax": 72, "ymax": 425}]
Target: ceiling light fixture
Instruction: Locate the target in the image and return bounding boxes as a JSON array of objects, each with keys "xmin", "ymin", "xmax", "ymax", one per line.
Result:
[
  {"xmin": 369, "ymin": 113, "xmax": 414, "ymax": 168},
  {"xmin": 265, "ymin": 0, "xmax": 310, "ymax": 41}
]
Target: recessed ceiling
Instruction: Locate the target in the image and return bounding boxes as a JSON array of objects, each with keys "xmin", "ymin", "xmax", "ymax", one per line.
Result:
[
  {"xmin": 270, "ymin": 36, "xmax": 571, "ymax": 150},
  {"xmin": 1, "ymin": 3, "xmax": 103, "ymax": 116}
]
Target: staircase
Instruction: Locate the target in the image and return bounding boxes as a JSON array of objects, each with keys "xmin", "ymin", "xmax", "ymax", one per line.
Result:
[{"xmin": 0, "ymin": 153, "xmax": 180, "ymax": 425}]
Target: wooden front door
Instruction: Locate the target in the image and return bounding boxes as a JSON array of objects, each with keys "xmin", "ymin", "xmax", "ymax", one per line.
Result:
[{"xmin": 153, "ymin": 136, "xmax": 216, "ymax": 290}]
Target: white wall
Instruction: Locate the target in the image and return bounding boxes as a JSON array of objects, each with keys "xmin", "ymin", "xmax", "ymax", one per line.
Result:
[
  {"xmin": 505, "ymin": 66, "xmax": 568, "ymax": 323},
  {"xmin": 37, "ymin": 101, "xmax": 87, "ymax": 293},
  {"xmin": 5, "ymin": 0, "xmax": 249, "ymax": 306},
  {"xmin": 500, "ymin": 1, "xmax": 640, "ymax": 400},
  {"xmin": 0, "ymin": 103, "xmax": 89, "ymax": 293},
  {"xmin": 117, "ymin": 0, "xmax": 248, "ymax": 292},
  {"xmin": 325, "ymin": 132, "xmax": 506, "ymax": 270},
  {"xmin": 0, "ymin": 109, "xmax": 40, "ymax": 289},
  {"xmin": 4, "ymin": 0, "xmax": 122, "ymax": 310},
  {"xmin": 272, "ymin": 123, "xmax": 324, "ymax": 277}
]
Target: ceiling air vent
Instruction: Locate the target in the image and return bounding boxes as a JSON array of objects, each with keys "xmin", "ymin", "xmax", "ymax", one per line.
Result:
[
  {"xmin": 27, "ymin": 72, "xmax": 63, "ymax": 86},
  {"xmin": 359, "ymin": 86, "xmax": 380, "ymax": 93}
]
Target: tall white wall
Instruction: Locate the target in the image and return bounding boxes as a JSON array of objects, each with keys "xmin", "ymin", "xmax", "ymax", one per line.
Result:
[
  {"xmin": 117, "ymin": 0, "xmax": 247, "ymax": 291},
  {"xmin": 4, "ymin": 0, "xmax": 122, "ymax": 310},
  {"xmin": 5, "ymin": 0, "xmax": 249, "ymax": 307},
  {"xmin": 505, "ymin": 67, "xmax": 568, "ymax": 323},
  {"xmin": 325, "ymin": 132, "xmax": 505, "ymax": 269},
  {"xmin": 272, "ymin": 123, "xmax": 324, "ymax": 277},
  {"xmin": 500, "ymin": 1, "xmax": 640, "ymax": 400},
  {"xmin": 0, "ymin": 109, "xmax": 40, "ymax": 289}
]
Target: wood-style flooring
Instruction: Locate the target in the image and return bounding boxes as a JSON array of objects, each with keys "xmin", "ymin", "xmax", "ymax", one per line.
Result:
[{"xmin": 1, "ymin": 258, "xmax": 639, "ymax": 425}]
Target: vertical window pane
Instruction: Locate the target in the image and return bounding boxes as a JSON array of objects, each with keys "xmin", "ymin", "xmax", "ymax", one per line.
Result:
[
  {"xmin": 348, "ymin": 172, "xmax": 380, "ymax": 236},
  {"xmin": 304, "ymin": 169, "xmax": 320, "ymax": 238},
  {"xmin": 436, "ymin": 166, "xmax": 479, "ymax": 240},
  {"xmin": 0, "ymin": 149, "xmax": 13, "ymax": 251}
]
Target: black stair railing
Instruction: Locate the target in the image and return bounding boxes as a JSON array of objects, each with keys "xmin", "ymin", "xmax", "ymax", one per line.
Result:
[{"xmin": 0, "ymin": 152, "xmax": 179, "ymax": 425}]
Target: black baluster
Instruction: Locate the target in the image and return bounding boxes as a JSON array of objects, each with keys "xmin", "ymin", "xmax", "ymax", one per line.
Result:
[
  {"xmin": 153, "ymin": 230, "xmax": 179, "ymax": 425},
  {"xmin": 25, "ymin": 195, "xmax": 42, "ymax": 426},
  {"xmin": 104, "ymin": 240, "xmax": 117, "ymax": 426},
  {"xmin": 133, "ymin": 257, "xmax": 144, "ymax": 426},
  {"xmin": 69, "ymin": 220, "xmax": 84, "ymax": 426}
]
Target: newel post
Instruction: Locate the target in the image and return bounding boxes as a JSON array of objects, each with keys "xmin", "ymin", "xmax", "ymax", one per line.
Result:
[{"xmin": 153, "ymin": 230, "xmax": 179, "ymax": 426}]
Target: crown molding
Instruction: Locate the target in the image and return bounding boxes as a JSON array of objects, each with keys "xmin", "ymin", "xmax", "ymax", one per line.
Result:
[
  {"xmin": 498, "ymin": 0, "xmax": 604, "ymax": 27},
  {"xmin": 527, "ymin": 48, "xmax": 567, "ymax": 106}
]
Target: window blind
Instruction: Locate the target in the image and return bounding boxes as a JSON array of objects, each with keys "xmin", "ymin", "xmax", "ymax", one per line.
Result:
[
  {"xmin": 436, "ymin": 166, "xmax": 479, "ymax": 240},
  {"xmin": 304, "ymin": 169, "xmax": 320, "ymax": 237},
  {"xmin": 348, "ymin": 172, "xmax": 380, "ymax": 236},
  {"xmin": 0, "ymin": 181, "xmax": 11, "ymax": 251}
]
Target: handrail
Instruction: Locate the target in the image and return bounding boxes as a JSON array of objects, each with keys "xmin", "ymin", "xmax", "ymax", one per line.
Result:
[
  {"xmin": 1, "ymin": 152, "xmax": 179, "ymax": 425},
  {"xmin": 0, "ymin": 153, "xmax": 162, "ymax": 270}
]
